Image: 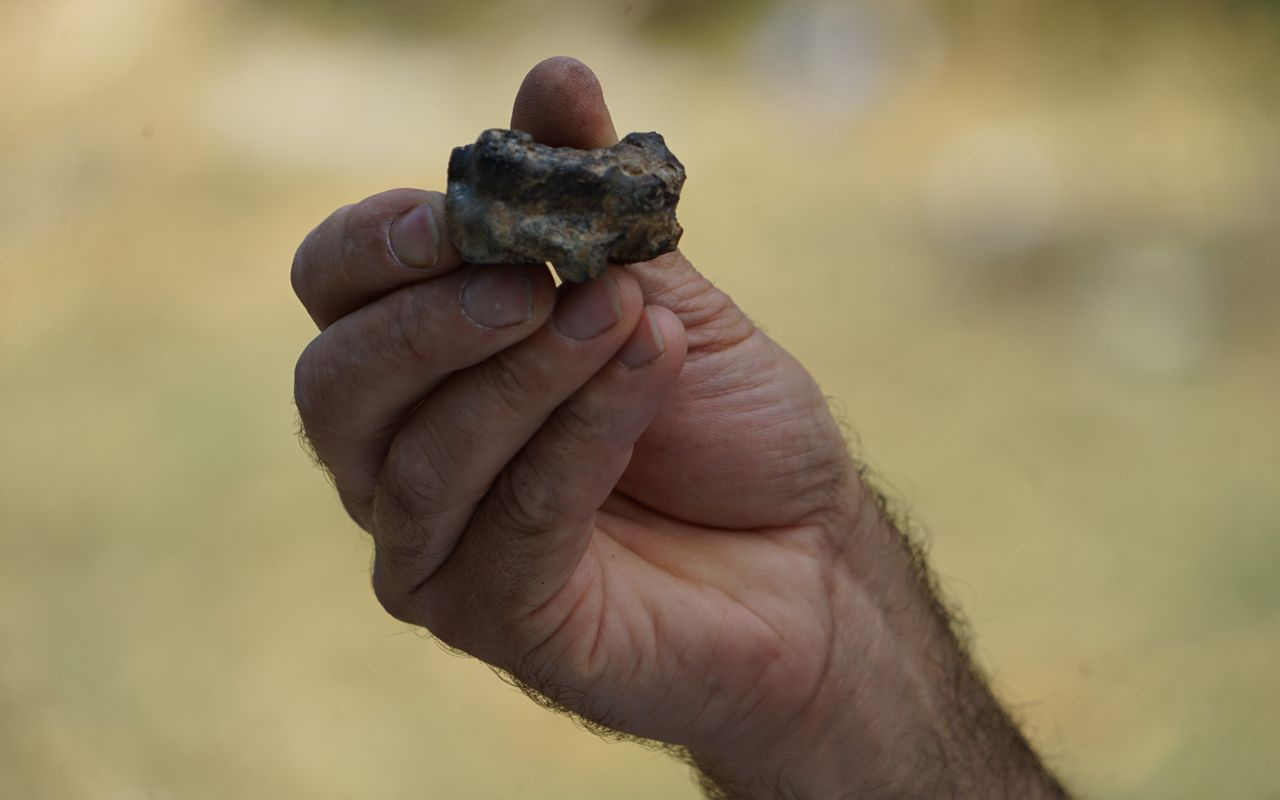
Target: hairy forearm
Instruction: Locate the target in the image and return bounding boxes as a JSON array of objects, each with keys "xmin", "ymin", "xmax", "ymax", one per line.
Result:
[{"xmin": 690, "ymin": 479, "xmax": 1070, "ymax": 800}]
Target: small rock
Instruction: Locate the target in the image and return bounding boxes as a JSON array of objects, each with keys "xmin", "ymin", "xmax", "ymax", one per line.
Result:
[{"xmin": 446, "ymin": 129, "xmax": 685, "ymax": 282}]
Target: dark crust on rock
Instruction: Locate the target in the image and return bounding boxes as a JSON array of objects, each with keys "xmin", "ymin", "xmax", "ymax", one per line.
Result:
[{"xmin": 446, "ymin": 129, "xmax": 685, "ymax": 282}]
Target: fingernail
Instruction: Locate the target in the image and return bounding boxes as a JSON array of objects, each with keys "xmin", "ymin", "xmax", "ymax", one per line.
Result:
[
  {"xmin": 389, "ymin": 202, "xmax": 439, "ymax": 269},
  {"xmin": 553, "ymin": 274, "xmax": 621, "ymax": 341},
  {"xmin": 462, "ymin": 267, "xmax": 533, "ymax": 328},
  {"xmin": 617, "ymin": 308, "xmax": 665, "ymax": 367}
]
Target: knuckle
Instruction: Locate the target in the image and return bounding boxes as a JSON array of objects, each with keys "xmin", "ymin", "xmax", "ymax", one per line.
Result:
[
  {"xmin": 381, "ymin": 425, "xmax": 459, "ymax": 516},
  {"xmin": 371, "ymin": 565, "xmax": 420, "ymax": 625},
  {"xmin": 386, "ymin": 288, "xmax": 436, "ymax": 368},
  {"xmin": 552, "ymin": 398, "xmax": 607, "ymax": 444},
  {"xmin": 292, "ymin": 337, "xmax": 341, "ymax": 445},
  {"xmin": 481, "ymin": 354, "xmax": 541, "ymax": 415},
  {"xmin": 373, "ymin": 575, "xmax": 462, "ymax": 646},
  {"xmin": 338, "ymin": 193, "xmax": 402, "ymax": 281},
  {"xmin": 494, "ymin": 464, "xmax": 555, "ymax": 539},
  {"xmin": 339, "ymin": 202, "xmax": 365, "ymax": 257},
  {"xmin": 290, "ymin": 232, "xmax": 313, "ymax": 304},
  {"xmin": 369, "ymin": 493, "xmax": 463, "ymax": 639},
  {"xmin": 292, "ymin": 341, "xmax": 328, "ymax": 438},
  {"xmin": 370, "ymin": 481, "xmax": 422, "ymax": 557},
  {"xmin": 337, "ymin": 489, "xmax": 374, "ymax": 531},
  {"xmin": 291, "ymin": 203, "xmax": 352, "ymax": 307}
]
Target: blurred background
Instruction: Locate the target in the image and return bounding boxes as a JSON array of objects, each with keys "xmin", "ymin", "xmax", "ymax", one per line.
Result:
[{"xmin": 2, "ymin": 0, "xmax": 1278, "ymax": 797}]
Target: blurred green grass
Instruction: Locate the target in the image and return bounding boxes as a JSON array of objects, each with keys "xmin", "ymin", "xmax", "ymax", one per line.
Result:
[{"xmin": 2, "ymin": 1, "xmax": 1278, "ymax": 798}]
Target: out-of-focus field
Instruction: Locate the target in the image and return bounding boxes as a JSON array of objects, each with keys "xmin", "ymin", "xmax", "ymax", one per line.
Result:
[{"xmin": 2, "ymin": 1, "xmax": 1277, "ymax": 797}]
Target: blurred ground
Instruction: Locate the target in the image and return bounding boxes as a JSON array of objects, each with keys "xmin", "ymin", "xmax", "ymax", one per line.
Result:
[{"xmin": 1, "ymin": 1, "xmax": 1278, "ymax": 798}]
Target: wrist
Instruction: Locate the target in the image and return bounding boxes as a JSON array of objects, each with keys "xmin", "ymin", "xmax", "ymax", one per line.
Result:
[
  {"xmin": 685, "ymin": 576, "xmax": 947, "ymax": 798},
  {"xmin": 688, "ymin": 476, "xmax": 1068, "ymax": 799}
]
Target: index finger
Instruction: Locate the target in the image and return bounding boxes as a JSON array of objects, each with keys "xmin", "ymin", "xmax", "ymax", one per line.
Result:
[{"xmin": 291, "ymin": 188, "xmax": 463, "ymax": 330}]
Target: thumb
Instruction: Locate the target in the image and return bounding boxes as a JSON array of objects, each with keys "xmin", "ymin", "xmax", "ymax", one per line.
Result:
[
  {"xmin": 510, "ymin": 57, "xmax": 754, "ymax": 351},
  {"xmin": 511, "ymin": 55, "xmax": 619, "ymax": 149}
]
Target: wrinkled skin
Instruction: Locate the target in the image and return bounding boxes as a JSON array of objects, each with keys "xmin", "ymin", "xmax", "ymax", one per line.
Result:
[{"xmin": 291, "ymin": 57, "xmax": 1067, "ymax": 799}]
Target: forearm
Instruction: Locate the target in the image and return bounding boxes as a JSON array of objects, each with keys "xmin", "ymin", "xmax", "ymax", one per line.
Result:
[{"xmin": 690, "ymin": 479, "xmax": 1070, "ymax": 799}]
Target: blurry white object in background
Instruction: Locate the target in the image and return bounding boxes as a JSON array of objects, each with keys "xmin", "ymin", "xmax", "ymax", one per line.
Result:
[
  {"xmin": 922, "ymin": 121, "xmax": 1060, "ymax": 261},
  {"xmin": 17, "ymin": 0, "xmax": 183, "ymax": 101},
  {"xmin": 745, "ymin": 0, "xmax": 944, "ymax": 119},
  {"xmin": 1075, "ymin": 243, "xmax": 1220, "ymax": 380},
  {"xmin": 199, "ymin": 30, "xmax": 461, "ymax": 170}
]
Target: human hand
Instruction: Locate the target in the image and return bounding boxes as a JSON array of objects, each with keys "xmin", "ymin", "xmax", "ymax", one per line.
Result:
[{"xmin": 292, "ymin": 57, "xmax": 1067, "ymax": 799}]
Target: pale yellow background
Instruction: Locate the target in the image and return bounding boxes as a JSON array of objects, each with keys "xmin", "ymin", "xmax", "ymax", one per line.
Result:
[{"xmin": 2, "ymin": 1, "xmax": 1277, "ymax": 798}]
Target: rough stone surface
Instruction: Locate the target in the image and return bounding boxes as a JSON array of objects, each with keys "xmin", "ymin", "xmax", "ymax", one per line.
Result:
[{"xmin": 446, "ymin": 128, "xmax": 685, "ymax": 282}]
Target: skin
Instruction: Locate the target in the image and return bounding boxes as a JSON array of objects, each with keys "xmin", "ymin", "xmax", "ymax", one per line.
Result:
[{"xmin": 291, "ymin": 57, "xmax": 1070, "ymax": 799}]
